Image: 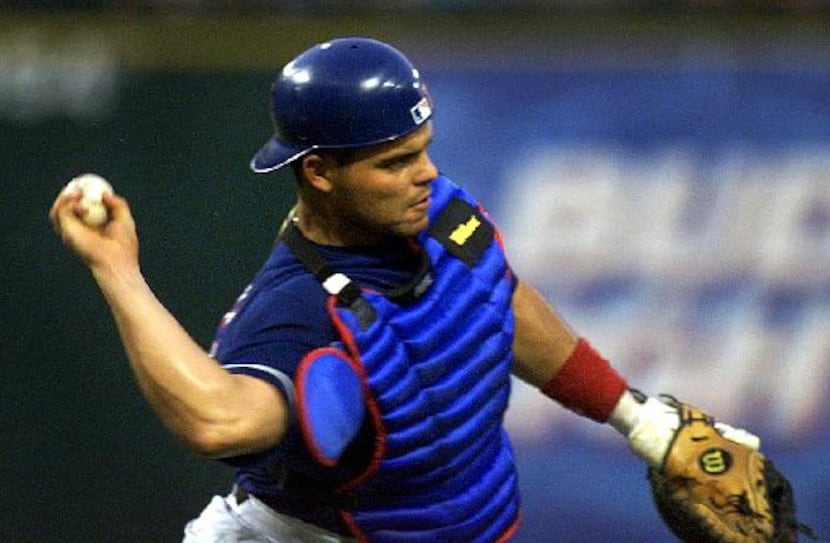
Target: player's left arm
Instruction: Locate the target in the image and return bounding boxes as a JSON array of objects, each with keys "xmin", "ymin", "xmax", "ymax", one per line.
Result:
[
  {"xmin": 511, "ymin": 279, "xmax": 756, "ymax": 450},
  {"xmin": 509, "ymin": 272, "xmax": 816, "ymax": 542}
]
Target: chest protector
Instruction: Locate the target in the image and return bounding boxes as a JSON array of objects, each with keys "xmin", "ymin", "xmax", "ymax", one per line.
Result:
[{"xmin": 289, "ymin": 176, "xmax": 520, "ymax": 542}]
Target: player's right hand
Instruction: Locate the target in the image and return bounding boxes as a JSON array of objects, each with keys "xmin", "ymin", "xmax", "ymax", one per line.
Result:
[{"xmin": 49, "ymin": 187, "xmax": 140, "ymax": 274}]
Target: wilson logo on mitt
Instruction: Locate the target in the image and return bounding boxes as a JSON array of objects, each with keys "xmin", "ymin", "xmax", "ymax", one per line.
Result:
[{"xmin": 699, "ymin": 448, "xmax": 733, "ymax": 475}]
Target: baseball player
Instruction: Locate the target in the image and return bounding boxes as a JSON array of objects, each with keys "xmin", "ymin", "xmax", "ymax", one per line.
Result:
[{"xmin": 51, "ymin": 38, "xmax": 788, "ymax": 542}]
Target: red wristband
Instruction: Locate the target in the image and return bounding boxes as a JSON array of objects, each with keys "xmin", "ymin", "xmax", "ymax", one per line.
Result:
[{"xmin": 540, "ymin": 338, "xmax": 628, "ymax": 422}]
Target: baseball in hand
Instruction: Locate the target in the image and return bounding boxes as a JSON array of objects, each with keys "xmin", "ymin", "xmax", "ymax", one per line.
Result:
[{"xmin": 62, "ymin": 173, "xmax": 114, "ymax": 226}]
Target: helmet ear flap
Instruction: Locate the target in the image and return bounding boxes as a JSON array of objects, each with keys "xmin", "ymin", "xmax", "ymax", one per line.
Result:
[{"xmin": 250, "ymin": 37, "xmax": 433, "ymax": 174}]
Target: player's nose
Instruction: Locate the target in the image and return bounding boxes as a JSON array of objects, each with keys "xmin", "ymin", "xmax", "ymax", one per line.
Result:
[{"xmin": 415, "ymin": 153, "xmax": 438, "ymax": 184}]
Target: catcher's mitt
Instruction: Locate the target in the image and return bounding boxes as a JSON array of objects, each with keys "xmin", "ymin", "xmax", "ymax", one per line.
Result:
[{"xmin": 648, "ymin": 397, "xmax": 817, "ymax": 543}]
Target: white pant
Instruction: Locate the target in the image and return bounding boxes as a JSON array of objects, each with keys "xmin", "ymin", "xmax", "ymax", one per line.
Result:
[{"xmin": 183, "ymin": 488, "xmax": 357, "ymax": 543}]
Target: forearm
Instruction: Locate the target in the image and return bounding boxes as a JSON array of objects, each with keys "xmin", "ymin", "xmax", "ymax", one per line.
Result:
[
  {"xmin": 511, "ymin": 281, "xmax": 578, "ymax": 386},
  {"xmin": 512, "ymin": 280, "xmax": 627, "ymax": 422}
]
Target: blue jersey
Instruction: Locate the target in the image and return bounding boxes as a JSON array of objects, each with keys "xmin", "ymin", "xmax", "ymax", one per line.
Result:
[{"xmin": 210, "ymin": 235, "xmax": 425, "ymax": 532}]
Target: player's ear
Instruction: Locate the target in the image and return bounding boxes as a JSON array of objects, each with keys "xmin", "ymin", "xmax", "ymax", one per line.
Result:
[{"xmin": 300, "ymin": 153, "xmax": 335, "ymax": 193}]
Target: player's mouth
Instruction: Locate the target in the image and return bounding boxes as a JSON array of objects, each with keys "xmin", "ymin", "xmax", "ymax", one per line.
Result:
[{"xmin": 411, "ymin": 193, "xmax": 431, "ymax": 211}]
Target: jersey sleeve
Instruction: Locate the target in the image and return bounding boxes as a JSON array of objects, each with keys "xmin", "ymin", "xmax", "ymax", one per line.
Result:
[{"xmin": 210, "ymin": 275, "xmax": 335, "ymax": 418}]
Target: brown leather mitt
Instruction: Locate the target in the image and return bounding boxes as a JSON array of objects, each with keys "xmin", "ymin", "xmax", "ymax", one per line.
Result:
[{"xmin": 647, "ymin": 397, "xmax": 817, "ymax": 543}]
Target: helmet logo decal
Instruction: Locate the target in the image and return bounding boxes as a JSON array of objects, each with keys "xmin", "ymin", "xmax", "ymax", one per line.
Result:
[{"xmin": 410, "ymin": 97, "xmax": 432, "ymax": 126}]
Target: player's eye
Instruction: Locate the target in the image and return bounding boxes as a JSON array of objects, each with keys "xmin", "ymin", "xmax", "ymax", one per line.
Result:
[{"xmin": 380, "ymin": 153, "xmax": 417, "ymax": 171}]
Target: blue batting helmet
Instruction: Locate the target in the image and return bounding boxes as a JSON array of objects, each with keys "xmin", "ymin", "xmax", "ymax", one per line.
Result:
[{"xmin": 250, "ymin": 37, "xmax": 434, "ymax": 173}]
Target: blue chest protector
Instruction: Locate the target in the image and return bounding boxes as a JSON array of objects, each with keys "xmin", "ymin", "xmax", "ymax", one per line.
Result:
[{"xmin": 289, "ymin": 176, "xmax": 520, "ymax": 542}]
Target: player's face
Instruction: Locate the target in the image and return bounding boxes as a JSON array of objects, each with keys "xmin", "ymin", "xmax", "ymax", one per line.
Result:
[{"xmin": 325, "ymin": 122, "xmax": 438, "ymax": 242}]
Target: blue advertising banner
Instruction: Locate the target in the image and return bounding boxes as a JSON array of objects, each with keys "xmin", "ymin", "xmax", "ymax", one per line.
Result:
[{"xmin": 425, "ymin": 67, "xmax": 830, "ymax": 540}]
